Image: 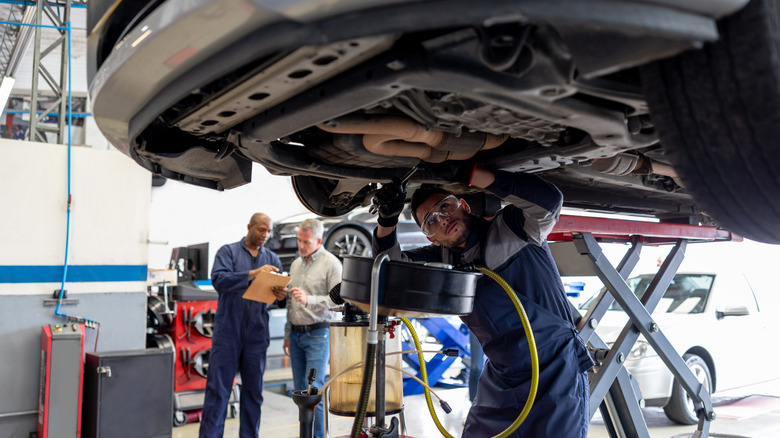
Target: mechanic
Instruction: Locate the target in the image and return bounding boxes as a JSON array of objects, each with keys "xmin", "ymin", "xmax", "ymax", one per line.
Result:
[
  {"xmin": 200, "ymin": 213, "xmax": 286, "ymax": 438},
  {"xmin": 372, "ymin": 165, "xmax": 594, "ymax": 436},
  {"xmin": 273, "ymin": 218, "xmax": 342, "ymax": 438}
]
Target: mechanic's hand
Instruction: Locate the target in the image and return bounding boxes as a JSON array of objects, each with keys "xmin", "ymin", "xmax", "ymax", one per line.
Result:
[
  {"xmin": 373, "ymin": 177, "xmax": 407, "ymax": 227},
  {"xmin": 283, "ymin": 338, "xmax": 290, "ymax": 356},
  {"xmin": 272, "ymin": 286, "xmax": 289, "ymax": 301},
  {"xmin": 249, "ymin": 264, "xmax": 279, "ymax": 279}
]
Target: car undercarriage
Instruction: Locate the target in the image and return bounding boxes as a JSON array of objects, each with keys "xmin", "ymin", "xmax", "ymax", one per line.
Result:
[{"xmin": 88, "ymin": 0, "xmax": 780, "ymax": 243}]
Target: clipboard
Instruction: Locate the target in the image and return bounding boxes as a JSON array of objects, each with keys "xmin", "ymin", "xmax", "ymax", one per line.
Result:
[{"xmin": 242, "ymin": 271, "xmax": 291, "ymax": 303}]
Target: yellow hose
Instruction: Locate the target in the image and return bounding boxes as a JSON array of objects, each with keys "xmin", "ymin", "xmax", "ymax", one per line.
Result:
[
  {"xmin": 400, "ymin": 317, "xmax": 454, "ymax": 438},
  {"xmin": 401, "ymin": 266, "xmax": 539, "ymax": 438},
  {"xmin": 477, "ymin": 266, "xmax": 539, "ymax": 438}
]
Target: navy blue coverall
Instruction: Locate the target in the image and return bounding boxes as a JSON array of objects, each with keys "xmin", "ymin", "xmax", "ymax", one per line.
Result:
[
  {"xmin": 199, "ymin": 240, "xmax": 282, "ymax": 438},
  {"xmin": 374, "ymin": 171, "xmax": 594, "ymax": 437}
]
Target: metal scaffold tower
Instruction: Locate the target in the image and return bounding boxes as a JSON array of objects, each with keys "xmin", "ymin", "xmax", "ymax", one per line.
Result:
[
  {"xmin": 28, "ymin": 0, "xmax": 71, "ymax": 143},
  {"xmin": 0, "ymin": 0, "xmax": 85, "ymax": 143},
  {"xmin": 0, "ymin": 2, "xmax": 31, "ymax": 77}
]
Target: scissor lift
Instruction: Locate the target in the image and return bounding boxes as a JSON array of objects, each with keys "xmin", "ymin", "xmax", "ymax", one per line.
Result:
[{"xmin": 548, "ymin": 215, "xmax": 740, "ymax": 438}]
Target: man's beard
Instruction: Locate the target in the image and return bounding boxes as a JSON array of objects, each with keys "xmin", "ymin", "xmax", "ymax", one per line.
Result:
[{"xmin": 448, "ymin": 215, "xmax": 473, "ymax": 248}]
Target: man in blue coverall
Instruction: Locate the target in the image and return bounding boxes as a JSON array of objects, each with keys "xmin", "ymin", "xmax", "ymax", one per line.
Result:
[
  {"xmin": 200, "ymin": 212, "xmax": 286, "ymax": 438},
  {"xmin": 372, "ymin": 165, "xmax": 594, "ymax": 437}
]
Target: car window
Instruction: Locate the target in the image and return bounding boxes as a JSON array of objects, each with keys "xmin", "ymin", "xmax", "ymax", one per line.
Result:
[
  {"xmin": 712, "ymin": 273, "xmax": 759, "ymax": 313},
  {"xmin": 581, "ymin": 274, "xmax": 714, "ymax": 314}
]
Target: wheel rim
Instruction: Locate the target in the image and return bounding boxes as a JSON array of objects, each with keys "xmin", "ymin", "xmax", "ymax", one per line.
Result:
[
  {"xmin": 331, "ymin": 233, "xmax": 370, "ymax": 257},
  {"xmin": 684, "ymin": 360, "xmax": 711, "ymax": 416}
]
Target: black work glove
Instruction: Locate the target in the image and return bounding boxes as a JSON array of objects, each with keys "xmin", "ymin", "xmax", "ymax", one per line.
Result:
[
  {"xmin": 373, "ymin": 177, "xmax": 407, "ymax": 227},
  {"xmin": 426, "ymin": 160, "xmax": 479, "ymax": 185}
]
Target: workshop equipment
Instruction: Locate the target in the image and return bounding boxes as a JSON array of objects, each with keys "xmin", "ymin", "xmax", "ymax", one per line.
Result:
[
  {"xmin": 37, "ymin": 323, "xmax": 85, "ymax": 438},
  {"xmin": 329, "ymin": 320, "xmax": 403, "ymax": 416},
  {"xmin": 145, "ymin": 243, "xmax": 239, "ymax": 426},
  {"xmin": 340, "ymin": 255, "xmax": 478, "ymax": 316},
  {"xmin": 399, "ymin": 318, "xmax": 469, "ymax": 395},
  {"xmin": 292, "ymin": 369, "xmax": 324, "ymax": 438},
  {"xmin": 323, "ymin": 254, "xmax": 482, "ymax": 438},
  {"xmin": 547, "ymin": 214, "xmax": 739, "ymax": 438},
  {"xmin": 82, "ymin": 349, "xmax": 173, "ymax": 438}
]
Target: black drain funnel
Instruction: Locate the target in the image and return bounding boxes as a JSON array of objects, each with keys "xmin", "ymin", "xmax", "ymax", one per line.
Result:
[{"xmin": 340, "ymin": 255, "xmax": 479, "ymax": 316}]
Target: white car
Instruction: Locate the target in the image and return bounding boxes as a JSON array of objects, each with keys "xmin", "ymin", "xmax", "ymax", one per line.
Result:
[{"xmin": 582, "ymin": 272, "xmax": 777, "ymax": 424}]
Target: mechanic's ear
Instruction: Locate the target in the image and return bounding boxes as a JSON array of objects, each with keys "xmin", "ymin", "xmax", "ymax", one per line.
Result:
[{"xmin": 460, "ymin": 198, "xmax": 471, "ymax": 214}]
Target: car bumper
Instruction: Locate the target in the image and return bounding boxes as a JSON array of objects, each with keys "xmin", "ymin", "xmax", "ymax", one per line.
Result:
[{"xmin": 624, "ymin": 354, "xmax": 674, "ymax": 405}]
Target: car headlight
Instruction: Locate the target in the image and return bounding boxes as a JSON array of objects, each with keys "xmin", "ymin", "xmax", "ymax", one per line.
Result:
[{"xmin": 279, "ymin": 224, "xmax": 299, "ymax": 237}]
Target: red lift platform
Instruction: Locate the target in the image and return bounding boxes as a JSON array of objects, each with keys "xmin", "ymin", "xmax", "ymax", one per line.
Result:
[{"xmin": 548, "ymin": 215, "xmax": 741, "ymax": 438}]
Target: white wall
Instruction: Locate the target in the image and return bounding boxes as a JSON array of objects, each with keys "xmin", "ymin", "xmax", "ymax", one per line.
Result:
[
  {"xmin": 147, "ymin": 163, "xmax": 309, "ymax": 273},
  {"xmin": 0, "ymin": 139, "xmax": 151, "ymax": 295}
]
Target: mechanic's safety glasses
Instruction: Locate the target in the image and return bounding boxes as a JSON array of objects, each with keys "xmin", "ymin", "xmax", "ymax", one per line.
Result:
[{"xmin": 420, "ymin": 195, "xmax": 461, "ymax": 237}]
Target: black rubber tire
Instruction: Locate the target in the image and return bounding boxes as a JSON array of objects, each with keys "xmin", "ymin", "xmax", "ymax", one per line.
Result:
[
  {"xmin": 663, "ymin": 353, "xmax": 713, "ymax": 425},
  {"xmin": 642, "ymin": 0, "xmax": 780, "ymax": 244},
  {"xmin": 325, "ymin": 227, "xmax": 372, "ymax": 258}
]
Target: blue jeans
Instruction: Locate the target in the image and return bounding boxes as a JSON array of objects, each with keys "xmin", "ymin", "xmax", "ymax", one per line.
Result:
[{"xmin": 290, "ymin": 327, "xmax": 330, "ymax": 438}]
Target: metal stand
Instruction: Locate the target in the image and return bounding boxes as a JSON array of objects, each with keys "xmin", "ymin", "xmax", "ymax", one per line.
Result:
[
  {"xmin": 400, "ymin": 318, "xmax": 469, "ymax": 394},
  {"xmin": 549, "ymin": 215, "xmax": 738, "ymax": 438},
  {"xmin": 366, "ymin": 254, "xmax": 400, "ymax": 438}
]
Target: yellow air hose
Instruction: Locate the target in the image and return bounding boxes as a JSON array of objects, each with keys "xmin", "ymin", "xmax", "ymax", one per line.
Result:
[
  {"xmin": 400, "ymin": 317, "xmax": 453, "ymax": 437},
  {"xmin": 401, "ymin": 265, "xmax": 539, "ymax": 438}
]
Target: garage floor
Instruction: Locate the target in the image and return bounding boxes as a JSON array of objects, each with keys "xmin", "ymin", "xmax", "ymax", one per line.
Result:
[{"xmin": 171, "ymin": 367, "xmax": 780, "ymax": 438}]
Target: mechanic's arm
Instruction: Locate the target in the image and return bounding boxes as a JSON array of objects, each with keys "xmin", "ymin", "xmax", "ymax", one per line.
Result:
[
  {"xmin": 477, "ymin": 165, "xmax": 563, "ymax": 245},
  {"xmin": 376, "ymin": 223, "xmax": 395, "ymax": 239},
  {"xmin": 372, "ymin": 177, "xmax": 440, "ymax": 262},
  {"xmin": 374, "ymin": 176, "xmax": 406, "ymax": 239},
  {"xmin": 211, "ymin": 246, "xmax": 252, "ymax": 294}
]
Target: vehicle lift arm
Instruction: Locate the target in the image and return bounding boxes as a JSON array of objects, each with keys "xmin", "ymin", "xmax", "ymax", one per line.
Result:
[{"xmin": 550, "ymin": 216, "xmax": 738, "ymax": 438}]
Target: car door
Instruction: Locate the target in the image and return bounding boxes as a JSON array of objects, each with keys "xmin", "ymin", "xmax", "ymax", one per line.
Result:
[{"xmin": 704, "ymin": 273, "xmax": 766, "ymax": 391}]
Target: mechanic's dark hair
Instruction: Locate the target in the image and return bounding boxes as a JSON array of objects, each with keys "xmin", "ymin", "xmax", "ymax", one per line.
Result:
[{"xmin": 410, "ymin": 184, "xmax": 452, "ymax": 226}]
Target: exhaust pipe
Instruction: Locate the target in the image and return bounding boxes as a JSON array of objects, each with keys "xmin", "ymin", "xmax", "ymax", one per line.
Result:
[
  {"xmin": 590, "ymin": 153, "xmax": 682, "ymax": 186},
  {"xmin": 319, "ymin": 115, "xmax": 507, "ymax": 162}
]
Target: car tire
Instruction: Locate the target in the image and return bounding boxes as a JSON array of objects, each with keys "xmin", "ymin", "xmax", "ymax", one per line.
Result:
[
  {"xmin": 641, "ymin": 0, "xmax": 780, "ymax": 244},
  {"xmin": 325, "ymin": 227, "xmax": 372, "ymax": 259},
  {"xmin": 663, "ymin": 353, "xmax": 713, "ymax": 425}
]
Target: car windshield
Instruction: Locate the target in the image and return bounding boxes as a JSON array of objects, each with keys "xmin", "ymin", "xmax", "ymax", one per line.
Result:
[{"xmin": 581, "ymin": 274, "xmax": 715, "ymax": 314}]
